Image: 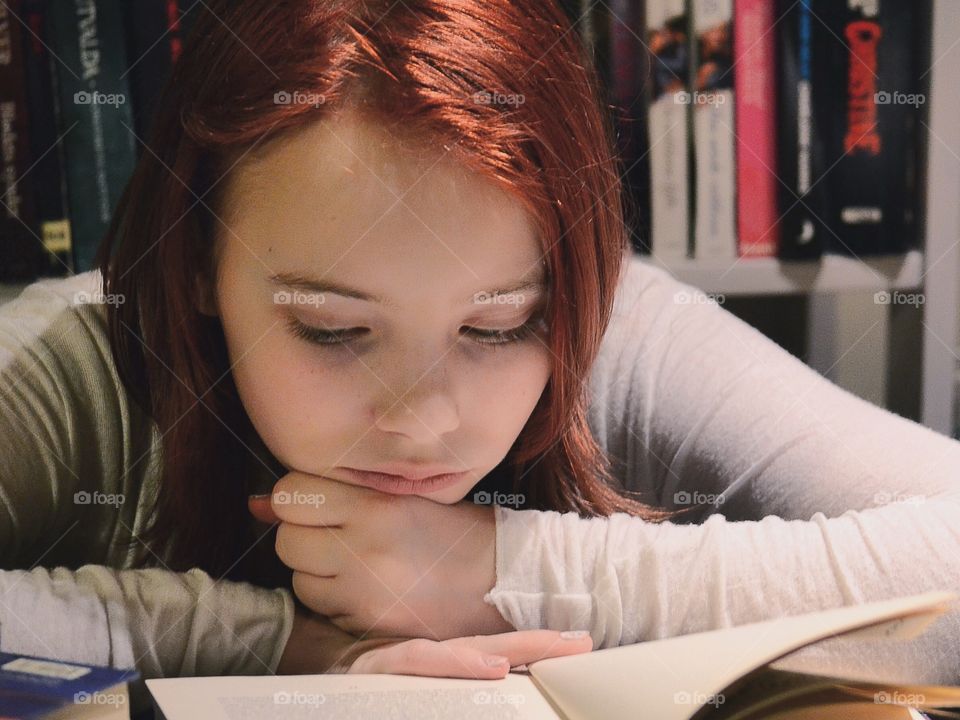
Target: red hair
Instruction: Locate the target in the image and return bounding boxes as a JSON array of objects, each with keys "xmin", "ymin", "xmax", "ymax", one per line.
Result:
[{"xmin": 99, "ymin": 0, "xmax": 689, "ymax": 580}]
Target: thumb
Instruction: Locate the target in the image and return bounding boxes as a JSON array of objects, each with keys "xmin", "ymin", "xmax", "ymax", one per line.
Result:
[{"xmin": 248, "ymin": 494, "xmax": 280, "ymax": 524}]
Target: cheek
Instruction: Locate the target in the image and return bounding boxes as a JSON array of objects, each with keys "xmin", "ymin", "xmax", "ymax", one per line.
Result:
[
  {"xmin": 467, "ymin": 346, "xmax": 552, "ymax": 436},
  {"xmin": 226, "ymin": 325, "xmax": 359, "ymax": 469}
]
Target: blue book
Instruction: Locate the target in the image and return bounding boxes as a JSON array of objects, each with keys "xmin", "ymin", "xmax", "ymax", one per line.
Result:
[{"xmin": 0, "ymin": 651, "xmax": 138, "ymax": 719}]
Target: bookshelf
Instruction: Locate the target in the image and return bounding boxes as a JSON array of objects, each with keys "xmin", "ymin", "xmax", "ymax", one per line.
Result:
[{"xmin": 639, "ymin": 0, "xmax": 960, "ymax": 438}]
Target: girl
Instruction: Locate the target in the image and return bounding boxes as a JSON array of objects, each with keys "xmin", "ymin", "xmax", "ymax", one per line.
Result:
[{"xmin": 2, "ymin": 0, "xmax": 959, "ymax": 715}]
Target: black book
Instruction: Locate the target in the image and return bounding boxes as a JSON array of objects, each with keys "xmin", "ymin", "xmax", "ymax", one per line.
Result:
[
  {"xmin": 0, "ymin": 0, "xmax": 44, "ymax": 282},
  {"xmin": 776, "ymin": 0, "xmax": 827, "ymax": 260},
  {"xmin": 22, "ymin": 0, "xmax": 73, "ymax": 278},
  {"xmin": 815, "ymin": 0, "xmax": 927, "ymax": 257},
  {"xmin": 607, "ymin": 0, "xmax": 652, "ymax": 254},
  {"xmin": 123, "ymin": 0, "xmax": 200, "ymax": 143}
]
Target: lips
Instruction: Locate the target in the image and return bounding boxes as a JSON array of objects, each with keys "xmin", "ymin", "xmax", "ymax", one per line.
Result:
[
  {"xmin": 347, "ymin": 465, "xmax": 466, "ymax": 481},
  {"xmin": 338, "ymin": 467, "xmax": 469, "ymax": 495}
]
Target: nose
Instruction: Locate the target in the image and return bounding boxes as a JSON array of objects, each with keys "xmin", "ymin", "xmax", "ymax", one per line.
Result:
[{"xmin": 373, "ymin": 351, "xmax": 460, "ymax": 441}]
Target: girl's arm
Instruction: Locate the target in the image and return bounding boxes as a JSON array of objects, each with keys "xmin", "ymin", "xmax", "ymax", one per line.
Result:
[
  {"xmin": 0, "ymin": 274, "xmax": 297, "ymax": 713},
  {"xmin": 484, "ymin": 256, "xmax": 960, "ymax": 683}
]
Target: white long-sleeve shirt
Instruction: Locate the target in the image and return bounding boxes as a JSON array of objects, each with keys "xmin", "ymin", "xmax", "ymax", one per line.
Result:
[
  {"xmin": 484, "ymin": 254, "xmax": 960, "ymax": 685},
  {"xmin": 2, "ymin": 255, "xmax": 959, "ymax": 715}
]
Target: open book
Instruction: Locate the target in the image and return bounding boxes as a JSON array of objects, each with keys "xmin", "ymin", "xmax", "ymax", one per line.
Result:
[{"xmin": 146, "ymin": 590, "xmax": 960, "ymax": 720}]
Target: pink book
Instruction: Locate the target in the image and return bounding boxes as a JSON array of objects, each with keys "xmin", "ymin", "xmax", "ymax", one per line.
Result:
[{"xmin": 735, "ymin": 0, "xmax": 779, "ymax": 257}]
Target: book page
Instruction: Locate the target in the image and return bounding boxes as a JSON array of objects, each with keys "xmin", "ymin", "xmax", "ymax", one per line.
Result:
[
  {"xmin": 147, "ymin": 671, "xmax": 562, "ymax": 720},
  {"xmin": 527, "ymin": 590, "xmax": 956, "ymax": 720}
]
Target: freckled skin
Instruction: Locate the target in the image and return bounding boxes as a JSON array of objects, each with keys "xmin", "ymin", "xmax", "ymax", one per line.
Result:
[{"xmin": 202, "ymin": 108, "xmax": 553, "ymax": 503}]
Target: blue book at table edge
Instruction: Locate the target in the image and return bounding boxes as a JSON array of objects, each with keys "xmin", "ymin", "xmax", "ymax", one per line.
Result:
[{"xmin": 0, "ymin": 651, "xmax": 139, "ymax": 720}]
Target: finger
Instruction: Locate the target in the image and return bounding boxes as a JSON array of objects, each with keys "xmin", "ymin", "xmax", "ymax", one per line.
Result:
[
  {"xmin": 275, "ymin": 523, "xmax": 344, "ymax": 576},
  {"xmin": 249, "ymin": 495, "xmax": 280, "ymax": 524},
  {"xmin": 452, "ymin": 629, "xmax": 593, "ymax": 667},
  {"xmin": 270, "ymin": 471, "xmax": 380, "ymax": 525},
  {"xmin": 350, "ymin": 638, "xmax": 511, "ymax": 680}
]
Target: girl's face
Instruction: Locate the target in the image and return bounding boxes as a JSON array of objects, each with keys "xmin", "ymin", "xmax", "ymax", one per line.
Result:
[{"xmin": 207, "ymin": 110, "xmax": 553, "ymax": 503}]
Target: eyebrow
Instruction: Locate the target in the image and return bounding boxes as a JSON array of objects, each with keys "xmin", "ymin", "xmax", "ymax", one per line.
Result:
[{"xmin": 268, "ymin": 271, "xmax": 548, "ymax": 307}]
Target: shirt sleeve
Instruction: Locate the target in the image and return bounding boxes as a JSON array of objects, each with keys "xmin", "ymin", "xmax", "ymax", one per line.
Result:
[
  {"xmin": 483, "ymin": 256, "xmax": 960, "ymax": 684},
  {"xmin": 0, "ymin": 274, "xmax": 296, "ymax": 713}
]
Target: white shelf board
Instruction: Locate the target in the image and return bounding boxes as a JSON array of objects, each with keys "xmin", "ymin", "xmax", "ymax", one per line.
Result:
[{"xmin": 642, "ymin": 249, "xmax": 924, "ymax": 296}]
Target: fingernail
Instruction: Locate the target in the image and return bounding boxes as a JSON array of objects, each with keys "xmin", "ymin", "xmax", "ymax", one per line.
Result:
[
  {"xmin": 482, "ymin": 655, "xmax": 509, "ymax": 667},
  {"xmin": 560, "ymin": 630, "xmax": 589, "ymax": 640},
  {"xmin": 248, "ymin": 493, "xmax": 271, "ymax": 500}
]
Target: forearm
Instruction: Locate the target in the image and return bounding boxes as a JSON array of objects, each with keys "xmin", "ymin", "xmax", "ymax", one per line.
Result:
[
  {"xmin": 0, "ymin": 564, "xmax": 294, "ymax": 715},
  {"xmin": 484, "ymin": 498, "xmax": 960, "ymax": 684}
]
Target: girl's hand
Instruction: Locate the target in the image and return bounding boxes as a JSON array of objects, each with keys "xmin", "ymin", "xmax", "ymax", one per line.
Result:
[
  {"xmin": 278, "ymin": 604, "xmax": 593, "ymax": 678},
  {"xmin": 250, "ymin": 471, "xmax": 517, "ymax": 641}
]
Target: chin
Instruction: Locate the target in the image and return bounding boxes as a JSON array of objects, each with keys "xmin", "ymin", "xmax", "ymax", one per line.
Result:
[{"xmin": 418, "ymin": 482, "xmax": 476, "ymax": 504}]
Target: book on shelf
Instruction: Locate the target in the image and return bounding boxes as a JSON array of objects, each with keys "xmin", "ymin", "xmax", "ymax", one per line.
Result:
[
  {"xmin": 734, "ymin": 0, "xmax": 779, "ymax": 258},
  {"xmin": 812, "ymin": 0, "xmax": 928, "ymax": 258},
  {"xmin": 146, "ymin": 590, "xmax": 960, "ymax": 720},
  {"xmin": 645, "ymin": 0, "xmax": 692, "ymax": 262},
  {"xmin": 0, "ymin": 651, "xmax": 138, "ymax": 719},
  {"xmin": 2, "ymin": 0, "xmax": 196, "ymax": 284},
  {"xmin": 593, "ymin": 0, "xmax": 930, "ymax": 262},
  {"xmin": 691, "ymin": 0, "xmax": 737, "ymax": 261}
]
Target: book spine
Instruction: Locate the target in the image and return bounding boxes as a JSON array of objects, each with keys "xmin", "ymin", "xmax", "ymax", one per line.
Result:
[
  {"xmin": 820, "ymin": 0, "xmax": 923, "ymax": 256},
  {"xmin": 23, "ymin": 0, "xmax": 73, "ymax": 277},
  {"xmin": 0, "ymin": 0, "xmax": 42, "ymax": 282},
  {"xmin": 47, "ymin": 0, "xmax": 137, "ymax": 274},
  {"xmin": 608, "ymin": 0, "xmax": 652, "ymax": 253},
  {"xmin": 123, "ymin": 0, "xmax": 190, "ymax": 141},
  {"xmin": 691, "ymin": 0, "xmax": 736, "ymax": 260},
  {"xmin": 734, "ymin": 0, "xmax": 778, "ymax": 258},
  {"xmin": 646, "ymin": 0, "xmax": 691, "ymax": 260},
  {"xmin": 776, "ymin": 0, "xmax": 823, "ymax": 259}
]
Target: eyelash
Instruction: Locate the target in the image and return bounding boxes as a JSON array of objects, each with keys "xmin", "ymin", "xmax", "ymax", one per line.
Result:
[{"xmin": 284, "ymin": 316, "xmax": 546, "ymax": 349}]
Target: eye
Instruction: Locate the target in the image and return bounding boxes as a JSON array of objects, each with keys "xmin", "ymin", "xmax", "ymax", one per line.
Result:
[
  {"xmin": 285, "ymin": 317, "xmax": 367, "ymax": 346},
  {"xmin": 284, "ymin": 316, "xmax": 547, "ymax": 349},
  {"xmin": 465, "ymin": 316, "xmax": 547, "ymax": 347}
]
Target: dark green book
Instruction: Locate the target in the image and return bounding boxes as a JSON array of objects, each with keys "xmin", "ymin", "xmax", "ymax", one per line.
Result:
[{"xmin": 47, "ymin": 0, "xmax": 136, "ymax": 273}]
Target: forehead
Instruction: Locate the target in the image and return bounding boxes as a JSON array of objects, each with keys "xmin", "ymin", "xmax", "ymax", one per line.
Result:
[{"xmin": 218, "ymin": 110, "xmax": 546, "ymax": 303}]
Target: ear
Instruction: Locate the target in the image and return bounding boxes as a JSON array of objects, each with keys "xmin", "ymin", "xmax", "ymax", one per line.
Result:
[{"xmin": 194, "ymin": 269, "xmax": 219, "ymax": 317}]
